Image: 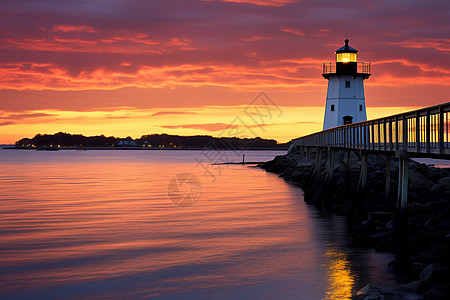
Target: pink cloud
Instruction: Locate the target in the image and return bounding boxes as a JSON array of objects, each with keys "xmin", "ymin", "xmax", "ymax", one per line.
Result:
[
  {"xmin": 280, "ymin": 28, "xmax": 304, "ymax": 36},
  {"xmin": 241, "ymin": 36, "xmax": 271, "ymax": 42},
  {"xmin": 389, "ymin": 38, "xmax": 450, "ymax": 52}
]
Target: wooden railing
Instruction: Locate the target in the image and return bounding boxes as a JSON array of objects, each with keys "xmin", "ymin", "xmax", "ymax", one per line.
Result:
[{"xmin": 291, "ymin": 102, "xmax": 450, "ymax": 156}]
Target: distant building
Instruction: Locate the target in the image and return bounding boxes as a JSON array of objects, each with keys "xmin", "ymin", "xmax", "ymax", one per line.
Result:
[
  {"xmin": 117, "ymin": 139, "xmax": 137, "ymax": 146},
  {"xmin": 322, "ymin": 39, "xmax": 371, "ymax": 130}
]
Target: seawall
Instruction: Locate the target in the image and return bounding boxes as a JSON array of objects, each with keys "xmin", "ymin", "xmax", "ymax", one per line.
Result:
[{"xmin": 260, "ymin": 145, "xmax": 450, "ymax": 299}]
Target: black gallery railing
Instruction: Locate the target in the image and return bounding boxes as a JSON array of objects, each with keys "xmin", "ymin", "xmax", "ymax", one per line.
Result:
[
  {"xmin": 292, "ymin": 102, "xmax": 450, "ymax": 155},
  {"xmin": 322, "ymin": 62, "xmax": 371, "ymax": 75}
]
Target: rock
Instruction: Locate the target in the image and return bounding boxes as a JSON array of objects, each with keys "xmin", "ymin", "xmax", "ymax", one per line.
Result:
[
  {"xmin": 424, "ymin": 216, "xmax": 450, "ymax": 230},
  {"xmin": 431, "ymin": 176, "xmax": 450, "ymax": 193},
  {"xmin": 397, "ymin": 280, "xmax": 429, "ymax": 294},
  {"xmin": 409, "ymin": 169, "xmax": 435, "ymax": 191},
  {"xmin": 352, "ymin": 284, "xmax": 400, "ymax": 300},
  {"xmin": 420, "ymin": 288, "xmax": 448, "ymax": 300},
  {"xmin": 420, "ymin": 264, "xmax": 449, "ymax": 285},
  {"xmin": 368, "ymin": 212, "xmax": 394, "ymax": 226},
  {"xmin": 408, "ymin": 203, "xmax": 433, "ymax": 216},
  {"xmin": 386, "ymin": 219, "xmax": 395, "ymax": 231}
]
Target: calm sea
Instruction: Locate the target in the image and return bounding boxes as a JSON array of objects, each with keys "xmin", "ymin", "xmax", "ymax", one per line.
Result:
[{"xmin": 0, "ymin": 149, "xmax": 409, "ymax": 299}]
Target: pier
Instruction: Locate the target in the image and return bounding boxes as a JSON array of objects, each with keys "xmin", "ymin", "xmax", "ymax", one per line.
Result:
[{"xmin": 289, "ymin": 102, "xmax": 450, "ymax": 265}]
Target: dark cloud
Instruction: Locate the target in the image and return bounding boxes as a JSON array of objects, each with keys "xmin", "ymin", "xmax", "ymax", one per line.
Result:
[
  {"xmin": 150, "ymin": 111, "xmax": 197, "ymax": 117},
  {"xmin": 0, "ymin": 112, "xmax": 56, "ymax": 120},
  {"xmin": 8, "ymin": 112, "xmax": 56, "ymax": 119},
  {"xmin": 160, "ymin": 123, "xmax": 237, "ymax": 131}
]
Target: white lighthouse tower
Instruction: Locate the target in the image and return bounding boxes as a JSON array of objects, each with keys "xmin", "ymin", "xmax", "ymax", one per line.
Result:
[{"xmin": 322, "ymin": 39, "xmax": 371, "ymax": 130}]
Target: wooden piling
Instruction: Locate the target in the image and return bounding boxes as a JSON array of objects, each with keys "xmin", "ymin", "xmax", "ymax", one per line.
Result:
[
  {"xmin": 385, "ymin": 155, "xmax": 391, "ymax": 202},
  {"xmin": 393, "ymin": 150, "xmax": 410, "ymax": 270},
  {"xmin": 348, "ymin": 151, "xmax": 368, "ymax": 223}
]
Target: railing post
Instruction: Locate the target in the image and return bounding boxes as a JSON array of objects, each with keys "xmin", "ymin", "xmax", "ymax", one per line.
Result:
[
  {"xmin": 370, "ymin": 121, "xmax": 375, "ymax": 150},
  {"xmin": 426, "ymin": 109, "xmax": 430, "ymax": 153},
  {"xmin": 353, "ymin": 126, "xmax": 356, "ymax": 149},
  {"xmin": 360, "ymin": 124, "xmax": 363, "ymax": 150},
  {"xmin": 439, "ymin": 106, "xmax": 444, "ymax": 155},
  {"xmin": 402, "ymin": 115, "xmax": 407, "ymax": 151},
  {"xmin": 363, "ymin": 124, "xmax": 367, "ymax": 150},
  {"xmin": 416, "ymin": 111, "xmax": 420, "ymax": 153},
  {"xmin": 366, "ymin": 123, "xmax": 369, "ymax": 150},
  {"xmin": 347, "ymin": 126, "xmax": 349, "ymax": 148},
  {"xmin": 389, "ymin": 119, "xmax": 393, "ymax": 151},
  {"xmin": 378, "ymin": 121, "xmax": 381, "ymax": 151}
]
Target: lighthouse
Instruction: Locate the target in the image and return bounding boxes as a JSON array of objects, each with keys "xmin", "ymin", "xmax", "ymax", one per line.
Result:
[{"xmin": 322, "ymin": 39, "xmax": 371, "ymax": 130}]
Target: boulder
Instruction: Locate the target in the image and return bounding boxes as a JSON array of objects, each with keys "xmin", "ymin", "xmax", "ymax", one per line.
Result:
[
  {"xmin": 431, "ymin": 176, "xmax": 450, "ymax": 193},
  {"xmin": 397, "ymin": 280, "xmax": 429, "ymax": 294},
  {"xmin": 352, "ymin": 284, "xmax": 400, "ymax": 300},
  {"xmin": 420, "ymin": 288, "xmax": 448, "ymax": 300},
  {"xmin": 409, "ymin": 169, "xmax": 435, "ymax": 191},
  {"xmin": 386, "ymin": 219, "xmax": 395, "ymax": 231},
  {"xmin": 419, "ymin": 264, "xmax": 449, "ymax": 285}
]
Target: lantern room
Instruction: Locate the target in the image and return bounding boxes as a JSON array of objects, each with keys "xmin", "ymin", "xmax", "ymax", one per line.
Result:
[
  {"xmin": 335, "ymin": 39, "xmax": 358, "ymax": 62},
  {"xmin": 336, "ymin": 52, "xmax": 357, "ymax": 63}
]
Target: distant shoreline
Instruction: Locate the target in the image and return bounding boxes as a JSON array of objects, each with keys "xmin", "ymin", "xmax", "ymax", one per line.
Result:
[{"xmin": 2, "ymin": 146, "xmax": 288, "ymax": 151}]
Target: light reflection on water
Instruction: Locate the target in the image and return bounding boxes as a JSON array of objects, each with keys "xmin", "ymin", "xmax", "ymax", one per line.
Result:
[{"xmin": 0, "ymin": 150, "xmax": 403, "ymax": 299}]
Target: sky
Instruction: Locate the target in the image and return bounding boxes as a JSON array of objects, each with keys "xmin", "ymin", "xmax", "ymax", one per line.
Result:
[{"xmin": 1, "ymin": 0, "xmax": 450, "ymax": 144}]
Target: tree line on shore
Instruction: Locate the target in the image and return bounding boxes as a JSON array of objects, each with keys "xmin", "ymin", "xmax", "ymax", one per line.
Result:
[{"xmin": 15, "ymin": 132, "xmax": 289, "ymax": 149}]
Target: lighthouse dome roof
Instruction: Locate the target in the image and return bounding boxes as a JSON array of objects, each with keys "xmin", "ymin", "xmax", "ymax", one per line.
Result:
[{"xmin": 335, "ymin": 39, "xmax": 358, "ymax": 54}]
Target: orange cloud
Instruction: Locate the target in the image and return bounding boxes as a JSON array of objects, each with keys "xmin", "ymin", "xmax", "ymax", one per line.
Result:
[
  {"xmin": 215, "ymin": 0, "xmax": 297, "ymax": 6},
  {"xmin": 0, "ymin": 61, "xmax": 326, "ymax": 91},
  {"xmin": 3, "ymin": 31, "xmax": 191, "ymax": 55},
  {"xmin": 4, "ymin": 56, "xmax": 449, "ymax": 93},
  {"xmin": 52, "ymin": 25, "xmax": 97, "ymax": 33}
]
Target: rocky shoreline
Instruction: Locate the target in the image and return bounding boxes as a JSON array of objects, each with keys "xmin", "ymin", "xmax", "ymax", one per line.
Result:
[{"xmin": 260, "ymin": 145, "xmax": 450, "ymax": 300}]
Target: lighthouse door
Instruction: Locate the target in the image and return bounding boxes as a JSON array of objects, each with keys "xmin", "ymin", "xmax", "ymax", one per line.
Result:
[{"xmin": 343, "ymin": 116, "xmax": 353, "ymax": 125}]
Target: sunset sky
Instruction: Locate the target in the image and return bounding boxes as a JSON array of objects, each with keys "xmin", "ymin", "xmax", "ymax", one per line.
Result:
[{"xmin": 1, "ymin": 0, "xmax": 450, "ymax": 144}]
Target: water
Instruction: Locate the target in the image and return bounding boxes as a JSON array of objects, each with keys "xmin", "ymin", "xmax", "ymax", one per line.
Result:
[{"xmin": 0, "ymin": 149, "xmax": 407, "ymax": 299}]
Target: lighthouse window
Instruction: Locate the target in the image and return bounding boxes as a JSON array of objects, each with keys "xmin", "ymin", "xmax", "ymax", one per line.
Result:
[
  {"xmin": 331, "ymin": 105, "xmax": 335, "ymax": 111},
  {"xmin": 345, "ymin": 81, "xmax": 351, "ymax": 88},
  {"xmin": 336, "ymin": 53, "xmax": 357, "ymax": 63},
  {"xmin": 359, "ymin": 105, "xmax": 363, "ymax": 111}
]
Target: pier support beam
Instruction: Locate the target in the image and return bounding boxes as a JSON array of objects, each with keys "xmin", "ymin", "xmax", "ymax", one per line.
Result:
[
  {"xmin": 320, "ymin": 148, "xmax": 335, "ymax": 210},
  {"xmin": 305, "ymin": 147, "xmax": 322, "ymax": 203},
  {"xmin": 348, "ymin": 151, "xmax": 368, "ymax": 223},
  {"xmin": 313, "ymin": 147, "xmax": 322, "ymax": 179},
  {"xmin": 360, "ymin": 152, "xmax": 368, "ymax": 191},
  {"xmin": 385, "ymin": 155, "xmax": 391, "ymax": 202},
  {"xmin": 344, "ymin": 150, "xmax": 351, "ymax": 201},
  {"xmin": 393, "ymin": 150, "xmax": 410, "ymax": 270}
]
